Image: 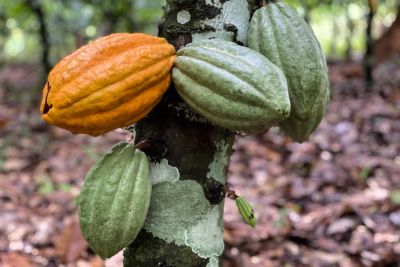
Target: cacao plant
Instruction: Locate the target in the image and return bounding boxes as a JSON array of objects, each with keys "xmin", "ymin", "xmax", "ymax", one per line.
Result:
[
  {"xmin": 40, "ymin": 33, "xmax": 176, "ymax": 136},
  {"xmin": 172, "ymin": 39, "xmax": 291, "ymax": 132},
  {"xmin": 79, "ymin": 142, "xmax": 151, "ymax": 258},
  {"xmin": 247, "ymin": 1, "xmax": 330, "ymax": 142}
]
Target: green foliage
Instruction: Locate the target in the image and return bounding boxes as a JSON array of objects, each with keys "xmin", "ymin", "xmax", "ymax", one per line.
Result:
[
  {"xmin": 0, "ymin": 0, "xmax": 398, "ymax": 64},
  {"xmin": 0, "ymin": 0, "xmax": 40, "ymax": 62},
  {"xmin": 0, "ymin": 0, "xmax": 397, "ymax": 65},
  {"xmin": 0, "ymin": 0, "xmax": 165, "ymax": 64},
  {"xmin": 281, "ymin": 0, "xmax": 398, "ymax": 58}
]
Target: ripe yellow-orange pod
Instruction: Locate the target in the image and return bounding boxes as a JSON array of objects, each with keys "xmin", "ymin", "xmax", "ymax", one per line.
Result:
[{"xmin": 40, "ymin": 33, "xmax": 176, "ymax": 136}]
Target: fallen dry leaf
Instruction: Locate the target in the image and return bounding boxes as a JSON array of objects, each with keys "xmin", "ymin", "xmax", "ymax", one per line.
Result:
[
  {"xmin": 53, "ymin": 217, "xmax": 88, "ymax": 263},
  {"xmin": 0, "ymin": 252, "xmax": 35, "ymax": 267}
]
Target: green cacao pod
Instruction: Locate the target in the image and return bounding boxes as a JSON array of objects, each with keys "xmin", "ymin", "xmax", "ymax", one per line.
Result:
[
  {"xmin": 279, "ymin": 86, "xmax": 329, "ymax": 142},
  {"xmin": 247, "ymin": 2, "xmax": 329, "ymax": 141},
  {"xmin": 172, "ymin": 39, "xmax": 290, "ymax": 132},
  {"xmin": 79, "ymin": 143, "xmax": 151, "ymax": 258},
  {"xmin": 235, "ymin": 196, "xmax": 256, "ymax": 228}
]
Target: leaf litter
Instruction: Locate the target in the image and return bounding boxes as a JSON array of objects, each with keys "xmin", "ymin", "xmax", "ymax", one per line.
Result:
[{"xmin": 0, "ymin": 59, "xmax": 399, "ymax": 266}]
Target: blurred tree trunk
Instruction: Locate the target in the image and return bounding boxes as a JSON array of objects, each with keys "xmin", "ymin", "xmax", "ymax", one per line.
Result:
[
  {"xmin": 345, "ymin": 5, "xmax": 354, "ymax": 60},
  {"xmin": 127, "ymin": 3, "xmax": 139, "ymax": 33},
  {"xmin": 364, "ymin": 0, "xmax": 377, "ymax": 90},
  {"xmin": 330, "ymin": 20, "xmax": 339, "ymax": 57},
  {"xmin": 374, "ymin": 4, "xmax": 400, "ymax": 63},
  {"xmin": 123, "ymin": 0, "xmax": 259, "ymax": 266},
  {"xmin": 24, "ymin": 0, "xmax": 51, "ymax": 74},
  {"xmin": 100, "ymin": 11, "xmax": 119, "ymax": 35},
  {"xmin": 0, "ymin": 14, "xmax": 6, "ymax": 65}
]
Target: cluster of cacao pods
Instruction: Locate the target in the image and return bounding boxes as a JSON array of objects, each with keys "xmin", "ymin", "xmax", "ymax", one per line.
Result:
[
  {"xmin": 40, "ymin": 2, "xmax": 328, "ymax": 141},
  {"xmin": 39, "ymin": 0, "xmax": 330, "ymax": 258},
  {"xmin": 39, "ymin": 33, "xmax": 174, "ymax": 258},
  {"xmin": 173, "ymin": 1, "xmax": 329, "ymax": 141}
]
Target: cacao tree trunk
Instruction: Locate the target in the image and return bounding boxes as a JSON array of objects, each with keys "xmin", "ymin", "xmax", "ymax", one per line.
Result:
[{"xmin": 124, "ymin": 0, "xmax": 259, "ymax": 266}]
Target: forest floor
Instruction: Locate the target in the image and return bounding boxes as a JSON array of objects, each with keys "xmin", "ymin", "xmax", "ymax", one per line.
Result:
[{"xmin": 0, "ymin": 59, "xmax": 399, "ymax": 267}]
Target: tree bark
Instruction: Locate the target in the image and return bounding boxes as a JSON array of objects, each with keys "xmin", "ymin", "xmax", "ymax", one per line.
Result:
[{"xmin": 124, "ymin": 0, "xmax": 259, "ymax": 266}]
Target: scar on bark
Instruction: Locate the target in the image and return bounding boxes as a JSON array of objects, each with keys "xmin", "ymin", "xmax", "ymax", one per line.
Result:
[
  {"xmin": 42, "ymin": 81, "xmax": 53, "ymax": 114},
  {"xmin": 135, "ymin": 138, "xmax": 167, "ymax": 162},
  {"xmin": 203, "ymin": 178, "xmax": 225, "ymax": 205}
]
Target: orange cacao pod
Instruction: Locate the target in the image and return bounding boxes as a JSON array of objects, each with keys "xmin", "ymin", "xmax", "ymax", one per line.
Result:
[{"xmin": 40, "ymin": 33, "xmax": 176, "ymax": 136}]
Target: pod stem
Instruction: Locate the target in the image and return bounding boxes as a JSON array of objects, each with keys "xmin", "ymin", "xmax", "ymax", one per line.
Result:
[{"xmin": 225, "ymin": 187, "xmax": 238, "ymax": 200}]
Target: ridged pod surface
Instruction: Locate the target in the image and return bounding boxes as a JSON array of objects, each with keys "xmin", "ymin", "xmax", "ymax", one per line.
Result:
[
  {"xmin": 248, "ymin": 2, "xmax": 329, "ymax": 141},
  {"xmin": 172, "ymin": 39, "xmax": 290, "ymax": 132},
  {"xmin": 236, "ymin": 196, "xmax": 256, "ymax": 228},
  {"xmin": 279, "ymin": 85, "xmax": 329, "ymax": 142},
  {"xmin": 40, "ymin": 33, "xmax": 176, "ymax": 136},
  {"xmin": 79, "ymin": 143, "xmax": 151, "ymax": 258}
]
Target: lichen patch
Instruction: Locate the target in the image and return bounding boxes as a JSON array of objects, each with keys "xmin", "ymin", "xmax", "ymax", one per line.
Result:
[
  {"xmin": 222, "ymin": 0, "xmax": 249, "ymax": 44},
  {"xmin": 207, "ymin": 138, "xmax": 231, "ymax": 184},
  {"xmin": 206, "ymin": 257, "xmax": 219, "ymax": 267},
  {"xmin": 177, "ymin": 10, "xmax": 191, "ymax": 24},
  {"xmin": 184, "ymin": 206, "xmax": 224, "ymax": 258},
  {"xmin": 144, "ymin": 180, "xmax": 224, "ymax": 261},
  {"xmin": 191, "ymin": 0, "xmax": 249, "ymax": 44},
  {"xmin": 149, "ymin": 159, "xmax": 180, "ymax": 184}
]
